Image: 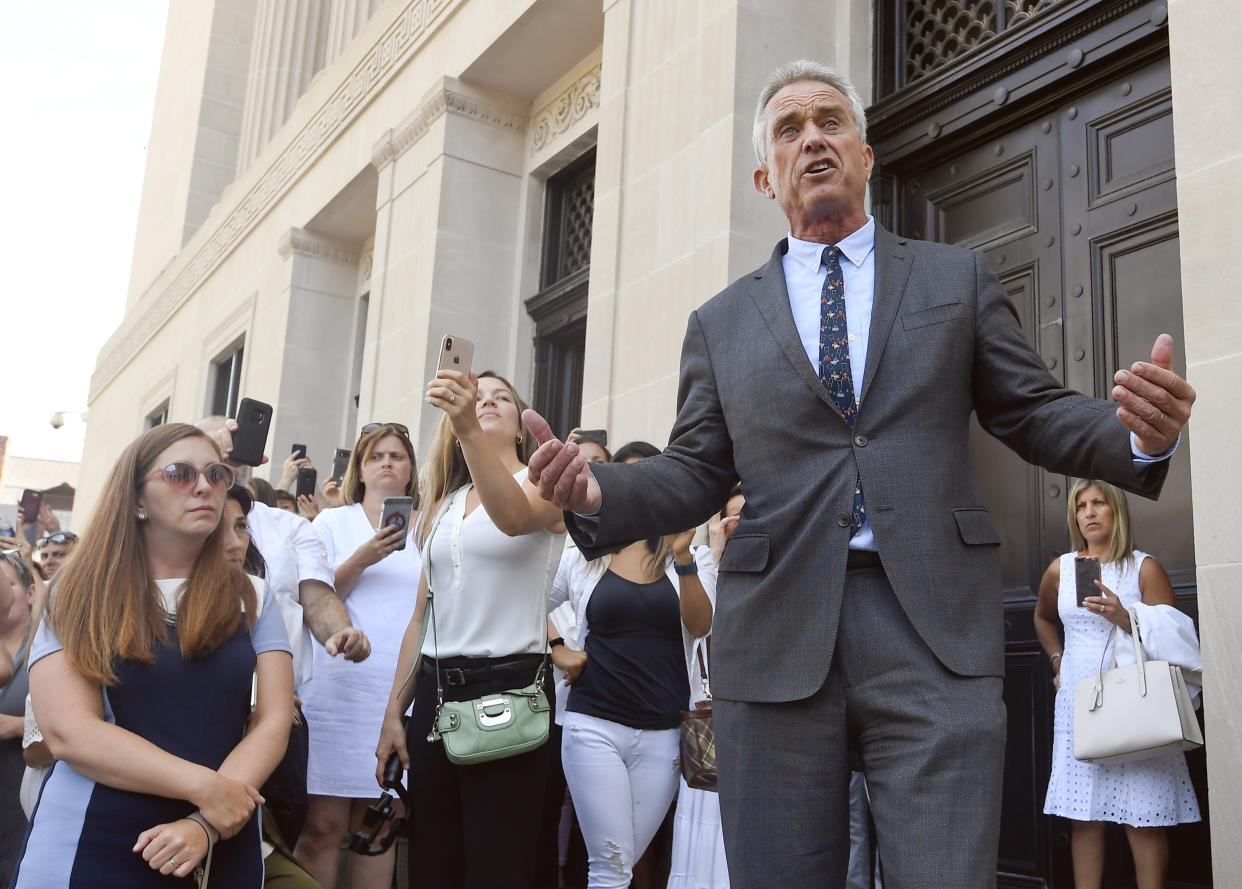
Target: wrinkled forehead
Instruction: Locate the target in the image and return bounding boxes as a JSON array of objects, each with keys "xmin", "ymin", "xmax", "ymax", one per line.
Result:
[{"xmin": 765, "ymin": 81, "xmax": 851, "ymax": 126}]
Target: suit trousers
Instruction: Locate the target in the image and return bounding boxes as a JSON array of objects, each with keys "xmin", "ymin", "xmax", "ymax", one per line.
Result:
[{"xmin": 714, "ymin": 561, "xmax": 1006, "ymax": 889}]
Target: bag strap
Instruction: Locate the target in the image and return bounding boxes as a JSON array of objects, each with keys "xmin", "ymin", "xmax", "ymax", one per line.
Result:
[
  {"xmin": 1093, "ymin": 606, "xmax": 1149, "ymax": 705},
  {"xmin": 695, "ymin": 640, "xmax": 711, "ymax": 702}
]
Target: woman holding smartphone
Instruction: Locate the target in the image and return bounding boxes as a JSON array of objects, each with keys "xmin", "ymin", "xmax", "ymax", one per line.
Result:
[
  {"xmin": 376, "ymin": 369, "xmax": 565, "ymax": 889},
  {"xmin": 12, "ymin": 423, "xmax": 294, "ymax": 888},
  {"xmin": 1035, "ymin": 479, "xmax": 1199, "ymax": 889},
  {"xmin": 295, "ymin": 423, "xmax": 421, "ymax": 889}
]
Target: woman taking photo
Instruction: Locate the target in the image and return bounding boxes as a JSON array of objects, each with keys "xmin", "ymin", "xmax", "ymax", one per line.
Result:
[
  {"xmin": 12, "ymin": 423, "xmax": 293, "ymax": 888},
  {"xmin": 1036, "ymin": 478, "xmax": 1200, "ymax": 889},
  {"xmin": 376, "ymin": 370, "xmax": 565, "ymax": 889},
  {"xmin": 295, "ymin": 422, "xmax": 421, "ymax": 889}
]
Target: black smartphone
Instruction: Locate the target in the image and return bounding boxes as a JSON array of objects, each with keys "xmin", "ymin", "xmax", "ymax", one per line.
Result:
[
  {"xmin": 331, "ymin": 448, "xmax": 352, "ymax": 485},
  {"xmin": 380, "ymin": 496, "xmax": 414, "ymax": 551},
  {"xmin": 1075, "ymin": 556, "xmax": 1101, "ymax": 607},
  {"xmin": 19, "ymin": 489, "xmax": 43, "ymax": 523},
  {"xmin": 291, "ymin": 443, "xmax": 307, "ymax": 460},
  {"xmin": 296, "ymin": 467, "xmax": 317, "ymax": 499},
  {"xmin": 571, "ymin": 428, "xmax": 608, "ymax": 446},
  {"xmin": 231, "ymin": 398, "xmax": 273, "ymax": 466}
]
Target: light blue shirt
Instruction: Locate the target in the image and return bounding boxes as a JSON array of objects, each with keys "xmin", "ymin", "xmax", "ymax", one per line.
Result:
[{"xmin": 780, "ymin": 216, "xmax": 1173, "ymax": 551}]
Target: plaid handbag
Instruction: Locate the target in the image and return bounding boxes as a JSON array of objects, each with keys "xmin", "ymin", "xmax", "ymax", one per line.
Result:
[{"xmin": 679, "ymin": 641, "xmax": 717, "ymax": 791}]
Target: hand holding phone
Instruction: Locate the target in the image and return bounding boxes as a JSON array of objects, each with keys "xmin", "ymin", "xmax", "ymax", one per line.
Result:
[
  {"xmin": 296, "ymin": 467, "xmax": 318, "ymax": 499},
  {"xmin": 291, "ymin": 443, "xmax": 307, "ymax": 460},
  {"xmin": 1075, "ymin": 556, "xmax": 1102, "ymax": 608},
  {"xmin": 231, "ymin": 399, "xmax": 273, "ymax": 467},
  {"xmin": 19, "ymin": 490, "xmax": 43, "ymax": 524}
]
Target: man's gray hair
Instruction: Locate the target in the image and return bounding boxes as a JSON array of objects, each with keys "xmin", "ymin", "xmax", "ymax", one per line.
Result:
[{"xmin": 752, "ymin": 60, "xmax": 868, "ymax": 168}]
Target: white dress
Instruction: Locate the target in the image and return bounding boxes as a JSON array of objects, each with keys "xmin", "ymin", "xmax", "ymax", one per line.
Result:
[
  {"xmin": 1042, "ymin": 550, "xmax": 1200, "ymax": 826},
  {"xmin": 301, "ymin": 503, "xmax": 422, "ymax": 798}
]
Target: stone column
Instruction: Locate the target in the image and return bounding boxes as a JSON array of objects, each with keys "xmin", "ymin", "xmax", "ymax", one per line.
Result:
[
  {"xmin": 236, "ymin": 0, "xmax": 331, "ymax": 175},
  {"xmin": 1169, "ymin": 0, "xmax": 1242, "ymax": 878},
  {"xmin": 323, "ymin": 0, "xmax": 383, "ymax": 67}
]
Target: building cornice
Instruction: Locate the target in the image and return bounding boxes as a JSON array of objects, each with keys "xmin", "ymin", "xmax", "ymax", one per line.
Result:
[
  {"xmin": 531, "ymin": 63, "xmax": 601, "ymax": 154},
  {"xmin": 91, "ymin": 0, "xmax": 461, "ymax": 400},
  {"xmin": 277, "ymin": 228, "xmax": 361, "ymax": 264},
  {"xmin": 372, "ymin": 82, "xmax": 528, "ymax": 170}
]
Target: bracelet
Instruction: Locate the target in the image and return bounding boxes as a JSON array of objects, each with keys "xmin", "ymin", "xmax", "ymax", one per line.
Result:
[
  {"xmin": 673, "ymin": 559, "xmax": 698, "ymax": 576},
  {"xmin": 186, "ymin": 811, "xmax": 219, "ymax": 846},
  {"xmin": 1049, "ymin": 652, "xmax": 1063, "ymax": 666},
  {"xmin": 548, "ymin": 637, "xmax": 566, "ymax": 649}
]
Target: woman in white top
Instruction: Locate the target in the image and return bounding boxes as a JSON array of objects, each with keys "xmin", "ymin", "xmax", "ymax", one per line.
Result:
[
  {"xmin": 296, "ymin": 423, "xmax": 422, "ymax": 889},
  {"xmin": 377, "ymin": 370, "xmax": 565, "ymax": 889}
]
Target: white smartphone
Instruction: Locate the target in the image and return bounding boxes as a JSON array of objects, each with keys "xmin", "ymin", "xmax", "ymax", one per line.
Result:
[
  {"xmin": 437, "ymin": 334, "xmax": 474, "ymax": 377},
  {"xmin": 380, "ymin": 496, "xmax": 414, "ymax": 551}
]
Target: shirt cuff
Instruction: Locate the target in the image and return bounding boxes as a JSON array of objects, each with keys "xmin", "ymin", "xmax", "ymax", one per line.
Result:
[{"xmin": 1131, "ymin": 431, "xmax": 1179, "ymax": 465}]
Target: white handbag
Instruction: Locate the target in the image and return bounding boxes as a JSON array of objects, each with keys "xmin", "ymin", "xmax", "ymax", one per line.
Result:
[{"xmin": 1073, "ymin": 606, "xmax": 1203, "ymax": 764}]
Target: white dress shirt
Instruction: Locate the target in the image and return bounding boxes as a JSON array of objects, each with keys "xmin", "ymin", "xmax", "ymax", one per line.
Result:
[{"xmin": 247, "ymin": 501, "xmax": 336, "ymax": 689}]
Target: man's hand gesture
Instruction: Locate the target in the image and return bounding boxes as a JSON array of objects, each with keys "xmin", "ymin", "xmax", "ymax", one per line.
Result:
[
  {"xmin": 1112, "ymin": 334, "xmax": 1196, "ymax": 456},
  {"xmin": 523, "ymin": 410, "xmax": 603, "ymax": 515}
]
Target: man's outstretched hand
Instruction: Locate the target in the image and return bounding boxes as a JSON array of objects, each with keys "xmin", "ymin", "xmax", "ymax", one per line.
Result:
[
  {"xmin": 1113, "ymin": 333, "xmax": 1196, "ymax": 456},
  {"xmin": 524, "ymin": 409, "xmax": 603, "ymax": 515}
]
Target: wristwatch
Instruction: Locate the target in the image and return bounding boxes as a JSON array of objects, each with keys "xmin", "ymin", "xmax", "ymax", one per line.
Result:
[{"xmin": 673, "ymin": 559, "xmax": 698, "ymax": 576}]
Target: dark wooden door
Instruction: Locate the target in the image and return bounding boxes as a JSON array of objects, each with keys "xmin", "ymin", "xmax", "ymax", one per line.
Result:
[{"xmin": 896, "ymin": 56, "xmax": 1208, "ymax": 887}]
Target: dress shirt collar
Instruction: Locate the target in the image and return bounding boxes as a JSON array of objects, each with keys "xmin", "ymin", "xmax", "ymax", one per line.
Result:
[{"xmin": 786, "ymin": 216, "xmax": 876, "ymax": 273}]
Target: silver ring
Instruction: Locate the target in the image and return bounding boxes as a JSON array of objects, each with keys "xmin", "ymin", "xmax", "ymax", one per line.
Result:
[
  {"xmin": 170, "ymin": 860, "xmax": 178, "ymax": 868},
  {"xmin": 448, "ymin": 393, "xmax": 456, "ymax": 404},
  {"xmin": 1158, "ymin": 410, "xmax": 1165, "ymax": 423}
]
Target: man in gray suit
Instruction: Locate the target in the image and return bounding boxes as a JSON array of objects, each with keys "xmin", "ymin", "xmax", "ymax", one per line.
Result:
[{"xmin": 522, "ymin": 60, "xmax": 1195, "ymax": 889}]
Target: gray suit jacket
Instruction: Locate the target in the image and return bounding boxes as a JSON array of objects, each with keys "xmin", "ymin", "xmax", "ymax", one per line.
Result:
[{"xmin": 569, "ymin": 226, "xmax": 1166, "ymax": 702}]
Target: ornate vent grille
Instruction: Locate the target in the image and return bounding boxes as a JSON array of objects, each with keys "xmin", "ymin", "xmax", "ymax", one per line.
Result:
[
  {"xmin": 904, "ymin": 0, "xmax": 1064, "ymax": 84},
  {"xmin": 560, "ymin": 176, "xmax": 595, "ymax": 279}
]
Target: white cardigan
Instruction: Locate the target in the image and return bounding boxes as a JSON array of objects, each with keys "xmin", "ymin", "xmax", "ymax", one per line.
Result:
[{"xmin": 548, "ymin": 543, "xmax": 717, "ymax": 716}]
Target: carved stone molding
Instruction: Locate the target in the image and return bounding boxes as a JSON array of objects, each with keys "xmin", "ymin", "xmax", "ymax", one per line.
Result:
[
  {"xmin": 277, "ymin": 228, "xmax": 360, "ymax": 264},
  {"xmin": 91, "ymin": 0, "xmax": 460, "ymax": 400},
  {"xmin": 531, "ymin": 64, "xmax": 601, "ymax": 154},
  {"xmin": 371, "ymin": 83, "xmax": 528, "ymax": 170},
  {"xmin": 360, "ymin": 248, "xmax": 374, "ymax": 281}
]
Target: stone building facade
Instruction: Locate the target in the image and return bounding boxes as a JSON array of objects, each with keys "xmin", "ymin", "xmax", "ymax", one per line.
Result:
[{"xmin": 82, "ymin": 0, "xmax": 1239, "ymax": 884}]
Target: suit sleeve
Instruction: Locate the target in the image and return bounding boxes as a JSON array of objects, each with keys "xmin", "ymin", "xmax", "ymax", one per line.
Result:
[
  {"xmin": 969, "ymin": 251, "xmax": 1167, "ymax": 499},
  {"xmin": 565, "ymin": 310, "xmax": 739, "ymax": 556}
]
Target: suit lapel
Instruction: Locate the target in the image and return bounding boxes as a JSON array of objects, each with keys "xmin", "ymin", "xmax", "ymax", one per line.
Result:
[
  {"xmin": 749, "ymin": 240, "xmax": 843, "ymax": 416},
  {"xmin": 860, "ymin": 225, "xmax": 913, "ymax": 406}
]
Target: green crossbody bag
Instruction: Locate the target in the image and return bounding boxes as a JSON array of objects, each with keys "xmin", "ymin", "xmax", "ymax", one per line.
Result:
[{"xmin": 419, "ymin": 487, "xmax": 552, "ymax": 766}]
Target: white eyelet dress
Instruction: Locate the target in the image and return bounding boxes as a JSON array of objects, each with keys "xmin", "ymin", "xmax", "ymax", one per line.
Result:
[{"xmin": 1042, "ymin": 550, "xmax": 1201, "ymax": 826}]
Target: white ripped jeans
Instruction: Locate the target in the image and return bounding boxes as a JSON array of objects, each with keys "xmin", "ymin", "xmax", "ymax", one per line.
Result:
[{"xmin": 561, "ymin": 711, "xmax": 682, "ymax": 889}]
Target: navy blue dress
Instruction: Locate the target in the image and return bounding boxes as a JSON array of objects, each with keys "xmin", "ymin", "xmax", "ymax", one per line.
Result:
[{"xmin": 11, "ymin": 581, "xmax": 290, "ymax": 888}]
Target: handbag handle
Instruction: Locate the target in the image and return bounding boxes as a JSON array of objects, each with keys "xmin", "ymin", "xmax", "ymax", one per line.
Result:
[{"xmin": 1092, "ymin": 605, "xmax": 1147, "ymax": 711}]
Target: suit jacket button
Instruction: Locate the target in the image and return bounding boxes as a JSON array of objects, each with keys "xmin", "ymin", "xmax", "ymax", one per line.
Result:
[
  {"xmin": 837, "ymin": 513, "xmax": 851, "ymax": 527},
  {"xmin": 853, "ymin": 434, "xmax": 868, "ymax": 447}
]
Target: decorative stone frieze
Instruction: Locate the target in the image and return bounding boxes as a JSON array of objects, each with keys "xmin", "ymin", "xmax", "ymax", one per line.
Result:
[
  {"xmin": 277, "ymin": 227, "xmax": 360, "ymax": 264},
  {"xmin": 530, "ymin": 64, "xmax": 601, "ymax": 154},
  {"xmin": 371, "ymin": 83, "xmax": 528, "ymax": 170}
]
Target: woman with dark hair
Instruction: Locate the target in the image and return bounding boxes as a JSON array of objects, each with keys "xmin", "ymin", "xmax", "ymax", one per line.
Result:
[
  {"xmin": 1036, "ymin": 479, "xmax": 1200, "ymax": 889},
  {"xmin": 546, "ymin": 442, "xmax": 714, "ymax": 889},
  {"xmin": 376, "ymin": 370, "xmax": 565, "ymax": 889},
  {"xmin": 12, "ymin": 423, "xmax": 293, "ymax": 888},
  {"xmin": 295, "ymin": 422, "xmax": 421, "ymax": 889}
]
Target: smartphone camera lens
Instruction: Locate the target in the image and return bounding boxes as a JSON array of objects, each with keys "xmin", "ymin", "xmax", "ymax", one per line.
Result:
[
  {"xmin": 252, "ymin": 409, "xmax": 263, "ymax": 422},
  {"xmin": 444, "ymin": 337, "xmax": 453, "ymax": 350}
]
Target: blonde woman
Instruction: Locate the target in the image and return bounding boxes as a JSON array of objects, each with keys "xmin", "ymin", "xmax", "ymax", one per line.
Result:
[
  {"xmin": 376, "ymin": 370, "xmax": 565, "ymax": 889},
  {"xmin": 1035, "ymin": 479, "xmax": 1200, "ymax": 889},
  {"xmin": 12, "ymin": 423, "xmax": 293, "ymax": 888},
  {"xmin": 295, "ymin": 422, "xmax": 421, "ymax": 889}
]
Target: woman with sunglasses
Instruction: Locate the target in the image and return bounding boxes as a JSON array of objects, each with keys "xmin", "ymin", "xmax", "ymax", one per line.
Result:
[
  {"xmin": 376, "ymin": 370, "xmax": 565, "ymax": 889},
  {"xmin": 295, "ymin": 422, "xmax": 421, "ymax": 889},
  {"xmin": 11, "ymin": 423, "xmax": 294, "ymax": 888}
]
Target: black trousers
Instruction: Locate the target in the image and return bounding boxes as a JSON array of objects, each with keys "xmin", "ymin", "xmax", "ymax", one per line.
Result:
[
  {"xmin": 406, "ymin": 658, "xmax": 554, "ymax": 889},
  {"xmin": 261, "ymin": 703, "xmax": 310, "ymax": 848}
]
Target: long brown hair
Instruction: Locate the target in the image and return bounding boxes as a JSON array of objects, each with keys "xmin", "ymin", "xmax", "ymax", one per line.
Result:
[
  {"xmin": 340, "ymin": 424, "xmax": 419, "ymax": 507},
  {"xmin": 416, "ymin": 371, "xmax": 535, "ymax": 548},
  {"xmin": 49, "ymin": 423, "xmax": 257, "ymax": 685}
]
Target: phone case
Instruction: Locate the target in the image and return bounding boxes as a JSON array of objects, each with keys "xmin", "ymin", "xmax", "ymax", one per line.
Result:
[
  {"xmin": 231, "ymin": 398, "xmax": 273, "ymax": 467},
  {"xmin": 332, "ymin": 448, "xmax": 352, "ymax": 484},
  {"xmin": 437, "ymin": 335, "xmax": 474, "ymax": 376},
  {"xmin": 1075, "ymin": 557, "xmax": 1101, "ymax": 607},
  {"xmin": 380, "ymin": 497, "xmax": 414, "ymax": 551},
  {"xmin": 296, "ymin": 467, "xmax": 317, "ymax": 498}
]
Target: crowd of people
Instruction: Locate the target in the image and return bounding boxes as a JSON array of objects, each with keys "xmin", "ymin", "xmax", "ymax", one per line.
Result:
[{"xmin": 1, "ymin": 57, "xmax": 1204, "ymax": 889}]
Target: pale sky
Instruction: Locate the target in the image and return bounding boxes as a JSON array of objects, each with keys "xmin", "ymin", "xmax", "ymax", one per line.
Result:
[{"xmin": 1, "ymin": 1, "xmax": 170, "ymax": 463}]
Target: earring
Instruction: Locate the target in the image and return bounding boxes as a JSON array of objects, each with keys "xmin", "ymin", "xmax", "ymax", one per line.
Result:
[
  {"xmin": 137, "ymin": 510, "xmax": 147, "ymax": 521},
  {"xmin": 516, "ymin": 435, "xmax": 523, "ymax": 444}
]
